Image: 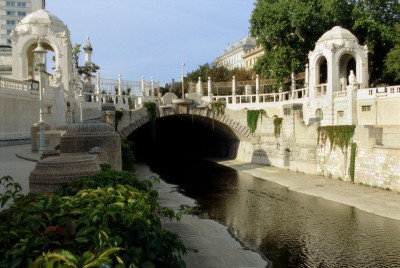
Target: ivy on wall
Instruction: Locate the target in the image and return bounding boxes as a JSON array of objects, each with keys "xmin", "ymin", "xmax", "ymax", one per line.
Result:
[
  {"xmin": 349, "ymin": 142, "xmax": 358, "ymax": 182},
  {"xmin": 317, "ymin": 125, "xmax": 356, "ymax": 152},
  {"xmin": 210, "ymin": 101, "xmax": 225, "ymax": 130},
  {"xmin": 247, "ymin": 109, "xmax": 264, "ymax": 134},
  {"xmin": 274, "ymin": 117, "xmax": 283, "ymax": 138},
  {"xmin": 121, "ymin": 138, "xmax": 135, "ymax": 172},
  {"xmin": 114, "ymin": 109, "xmax": 123, "ymax": 131},
  {"xmin": 144, "ymin": 102, "xmax": 157, "ymax": 140}
]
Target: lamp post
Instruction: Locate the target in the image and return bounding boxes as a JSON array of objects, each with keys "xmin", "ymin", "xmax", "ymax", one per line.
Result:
[
  {"xmin": 181, "ymin": 58, "xmax": 185, "ymax": 99},
  {"xmin": 33, "ymin": 40, "xmax": 47, "ymax": 158}
]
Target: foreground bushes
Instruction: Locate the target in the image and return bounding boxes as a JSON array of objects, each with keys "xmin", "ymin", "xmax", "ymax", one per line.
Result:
[{"xmin": 0, "ymin": 164, "xmax": 187, "ymax": 267}]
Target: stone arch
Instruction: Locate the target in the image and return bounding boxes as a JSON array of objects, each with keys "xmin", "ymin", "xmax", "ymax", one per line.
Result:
[
  {"xmin": 314, "ymin": 55, "xmax": 328, "ymax": 85},
  {"xmin": 315, "ymin": 108, "xmax": 323, "ymax": 120},
  {"xmin": 117, "ymin": 106, "xmax": 252, "ymax": 142}
]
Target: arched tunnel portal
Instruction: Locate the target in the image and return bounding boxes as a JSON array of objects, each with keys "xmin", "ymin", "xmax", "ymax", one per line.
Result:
[{"xmin": 127, "ymin": 114, "xmax": 243, "ymax": 163}]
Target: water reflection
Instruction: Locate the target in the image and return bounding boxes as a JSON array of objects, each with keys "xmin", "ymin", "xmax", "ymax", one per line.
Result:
[{"xmin": 148, "ymin": 158, "xmax": 400, "ymax": 267}]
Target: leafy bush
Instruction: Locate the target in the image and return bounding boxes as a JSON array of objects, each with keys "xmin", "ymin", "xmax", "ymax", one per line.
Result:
[
  {"xmin": 247, "ymin": 109, "xmax": 264, "ymax": 134},
  {"xmin": 0, "ymin": 167, "xmax": 187, "ymax": 267},
  {"xmin": 121, "ymin": 139, "xmax": 135, "ymax": 172}
]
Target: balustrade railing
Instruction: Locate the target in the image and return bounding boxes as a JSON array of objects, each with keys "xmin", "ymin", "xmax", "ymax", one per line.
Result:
[
  {"xmin": 315, "ymin": 83, "xmax": 327, "ymax": 96},
  {"xmin": 0, "ymin": 76, "xmax": 39, "ymax": 95}
]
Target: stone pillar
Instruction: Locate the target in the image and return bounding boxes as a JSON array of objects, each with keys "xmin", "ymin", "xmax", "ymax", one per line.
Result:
[
  {"xmin": 151, "ymin": 76, "xmax": 155, "ymax": 96},
  {"xmin": 118, "ymin": 74, "xmax": 122, "ymax": 105},
  {"xmin": 141, "ymin": 75, "xmax": 145, "ymax": 96},
  {"xmin": 197, "ymin": 76, "xmax": 203, "ymax": 96},
  {"xmin": 305, "ymin": 64, "xmax": 309, "ymax": 98},
  {"xmin": 232, "ymin": 76, "xmax": 236, "ymax": 104},
  {"xmin": 256, "ymin": 74, "xmax": 260, "ymax": 104},
  {"xmin": 291, "ymin": 72, "xmax": 295, "ymax": 99},
  {"xmin": 96, "ymin": 71, "xmax": 101, "ymax": 103},
  {"xmin": 208, "ymin": 77, "xmax": 212, "ymax": 97},
  {"xmin": 347, "ymin": 70, "xmax": 359, "ymax": 125}
]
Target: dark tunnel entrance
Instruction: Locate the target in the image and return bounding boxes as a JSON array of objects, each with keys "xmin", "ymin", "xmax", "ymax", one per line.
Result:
[{"xmin": 127, "ymin": 115, "xmax": 241, "ymax": 163}]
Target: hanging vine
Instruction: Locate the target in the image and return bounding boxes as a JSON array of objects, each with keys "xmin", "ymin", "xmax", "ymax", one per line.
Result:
[
  {"xmin": 114, "ymin": 109, "xmax": 123, "ymax": 131},
  {"xmin": 274, "ymin": 117, "xmax": 283, "ymax": 138},
  {"xmin": 349, "ymin": 142, "xmax": 357, "ymax": 182},
  {"xmin": 210, "ymin": 101, "xmax": 225, "ymax": 130},
  {"xmin": 247, "ymin": 109, "xmax": 264, "ymax": 134},
  {"xmin": 144, "ymin": 101, "xmax": 157, "ymax": 140},
  {"xmin": 317, "ymin": 125, "xmax": 356, "ymax": 152}
]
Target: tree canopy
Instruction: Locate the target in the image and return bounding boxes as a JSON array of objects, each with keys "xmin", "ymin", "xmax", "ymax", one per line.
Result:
[
  {"xmin": 250, "ymin": 0, "xmax": 400, "ymax": 85},
  {"xmin": 186, "ymin": 63, "xmax": 253, "ymax": 82}
]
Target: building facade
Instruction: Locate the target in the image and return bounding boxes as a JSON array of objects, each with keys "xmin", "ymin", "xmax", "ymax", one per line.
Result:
[
  {"xmin": 242, "ymin": 45, "xmax": 264, "ymax": 70},
  {"xmin": 214, "ymin": 36, "xmax": 256, "ymax": 70},
  {"xmin": 0, "ymin": 0, "xmax": 45, "ymax": 45}
]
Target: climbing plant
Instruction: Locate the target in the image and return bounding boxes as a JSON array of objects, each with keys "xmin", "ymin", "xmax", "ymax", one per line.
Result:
[
  {"xmin": 317, "ymin": 125, "xmax": 356, "ymax": 152},
  {"xmin": 210, "ymin": 101, "xmax": 225, "ymax": 130},
  {"xmin": 121, "ymin": 138, "xmax": 135, "ymax": 172},
  {"xmin": 114, "ymin": 109, "xmax": 123, "ymax": 131},
  {"xmin": 247, "ymin": 109, "xmax": 264, "ymax": 134},
  {"xmin": 144, "ymin": 102, "xmax": 157, "ymax": 140},
  {"xmin": 349, "ymin": 142, "xmax": 358, "ymax": 183},
  {"xmin": 274, "ymin": 117, "xmax": 283, "ymax": 138}
]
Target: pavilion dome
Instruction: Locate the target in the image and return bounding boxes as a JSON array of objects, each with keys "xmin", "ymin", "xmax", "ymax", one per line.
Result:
[
  {"xmin": 317, "ymin": 26, "xmax": 357, "ymax": 43},
  {"xmin": 19, "ymin": 9, "xmax": 66, "ymax": 28}
]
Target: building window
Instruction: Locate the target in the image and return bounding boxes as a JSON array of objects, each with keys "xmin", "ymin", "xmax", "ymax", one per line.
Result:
[
  {"xmin": 47, "ymin": 106, "xmax": 52, "ymax": 114},
  {"xmin": 17, "ymin": 12, "xmax": 26, "ymax": 16},
  {"xmin": 7, "ymin": 11, "xmax": 16, "ymax": 15},
  {"xmin": 6, "ymin": 20, "xmax": 16, "ymax": 25},
  {"xmin": 6, "ymin": 1, "xmax": 15, "ymax": 6},
  {"xmin": 17, "ymin": 2, "xmax": 26, "ymax": 7},
  {"xmin": 315, "ymin": 108, "xmax": 323, "ymax": 120},
  {"xmin": 7, "ymin": 39, "xmax": 12, "ymax": 44},
  {"xmin": 361, "ymin": 105, "xmax": 371, "ymax": 112},
  {"xmin": 6, "ymin": 30, "xmax": 12, "ymax": 34}
]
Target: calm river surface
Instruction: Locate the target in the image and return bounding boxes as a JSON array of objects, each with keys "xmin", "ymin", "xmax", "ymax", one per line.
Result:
[{"xmin": 147, "ymin": 158, "xmax": 400, "ymax": 268}]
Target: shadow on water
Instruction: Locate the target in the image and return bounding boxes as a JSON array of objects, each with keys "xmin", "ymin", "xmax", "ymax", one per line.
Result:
[
  {"xmin": 128, "ymin": 116, "xmax": 400, "ymax": 267},
  {"xmin": 146, "ymin": 157, "xmax": 400, "ymax": 268}
]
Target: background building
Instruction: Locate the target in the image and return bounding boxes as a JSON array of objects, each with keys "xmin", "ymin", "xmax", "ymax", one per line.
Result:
[
  {"xmin": 243, "ymin": 44, "xmax": 264, "ymax": 70},
  {"xmin": 0, "ymin": 0, "xmax": 45, "ymax": 45},
  {"xmin": 214, "ymin": 36, "xmax": 256, "ymax": 70}
]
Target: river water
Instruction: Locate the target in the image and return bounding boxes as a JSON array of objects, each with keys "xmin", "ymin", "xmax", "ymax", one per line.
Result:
[{"xmin": 147, "ymin": 158, "xmax": 400, "ymax": 267}]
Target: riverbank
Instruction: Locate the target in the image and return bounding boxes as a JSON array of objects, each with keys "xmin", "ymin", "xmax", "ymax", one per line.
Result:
[
  {"xmin": 135, "ymin": 163, "xmax": 268, "ymax": 268},
  {"xmin": 212, "ymin": 158, "xmax": 400, "ymax": 221}
]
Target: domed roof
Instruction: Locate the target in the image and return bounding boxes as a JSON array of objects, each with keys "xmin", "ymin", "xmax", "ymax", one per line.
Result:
[
  {"xmin": 19, "ymin": 9, "xmax": 66, "ymax": 28},
  {"xmin": 65, "ymin": 120, "xmax": 115, "ymax": 135},
  {"xmin": 318, "ymin": 26, "xmax": 357, "ymax": 42}
]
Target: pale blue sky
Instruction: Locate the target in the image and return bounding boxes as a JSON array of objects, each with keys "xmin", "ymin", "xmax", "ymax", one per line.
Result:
[{"xmin": 46, "ymin": 0, "xmax": 255, "ymax": 85}]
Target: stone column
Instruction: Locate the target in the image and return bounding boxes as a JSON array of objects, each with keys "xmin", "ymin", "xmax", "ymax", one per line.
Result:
[
  {"xmin": 347, "ymin": 71, "xmax": 359, "ymax": 125},
  {"xmin": 118, "ymin": 74, "xmax": 122, "ymax": 104},
  {"xmin": 232, "ymin": 76, "xmax": 236, "ymax": 104},
  {"xmin": 96, "ymin": 71, "xmax": 101, "ymax": 103},
  {"xmin": 208, "ymin": 77, "xmax": 212, "ymax": 97},
  {"xmin": 151, "ymin": 76, "xmax": 155, "ymax": 96},
  {"xmin": 256, "ymin": 74, "xmax": 260, "ymax": 104},
  {"xmin": 198, "ymin": 76, "xmax": 203, "ymax": 96},
  {"xmin": 141, "ymin": 75, "xmax": 145, "ymax": 96},
  {"xmin": 291, "ymin": 72, "xmax": 295, "ymax": 99}
]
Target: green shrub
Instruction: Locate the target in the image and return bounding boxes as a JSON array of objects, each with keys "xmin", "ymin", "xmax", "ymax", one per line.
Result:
[
  {"xmin": 115, "ymin": 109, "xmax": 124, "ymax": 131},
  {"xmin": 247, "ymin": 109, "xmax": 264, "ymax": 134},
  {"xmin": 121, "ymin": 138, "xmax": 135, "ymax": 172},
  {"xmin": 143, "ymin": 102, "xmax": 157, "ymax": 140},
  {"xmin": 0, "ymin": 168, "xmax": 187, "ymax": 268},
  {"xmin": 273, "ymin": 117, "xmax": 283, "ymax": 138}
]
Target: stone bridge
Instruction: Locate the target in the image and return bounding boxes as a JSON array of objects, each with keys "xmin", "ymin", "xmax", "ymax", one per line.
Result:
[{"xmin": 116, "ymin": 103, "xmax": 253, "ymax": 142}]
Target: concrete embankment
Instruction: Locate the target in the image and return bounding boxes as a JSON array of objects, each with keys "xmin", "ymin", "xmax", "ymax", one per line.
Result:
[
  {"xmin": 135, "ymin": 163, "xmax": 268, "ymax": 268},
  {"xmin": 213, "ymin": 159, "xmax": 400, "ymax": 221}
]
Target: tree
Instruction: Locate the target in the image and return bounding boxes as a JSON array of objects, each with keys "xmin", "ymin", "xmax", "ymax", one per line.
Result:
[
  {"xmin": 78, "ymin": 62, "xmax": 100, "ymax": 79},
  {"xmin": 383, "ymin": 23, "xmax": 400, "ymax": 84},
  {"xmin": 186, "ymin": 64, "xmax": 253, "ymax": 82},
  {"xmin": 250, "ymin": 0, "xmax": 400, "ymax": 86},
  {"xmin": 72, "ymin": 43, "xmax": 81, "ymax": 67}
]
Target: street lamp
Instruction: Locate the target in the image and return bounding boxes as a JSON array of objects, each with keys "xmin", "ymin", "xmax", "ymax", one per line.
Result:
[{"xmin": 33, "ymin": 40, "xmax": 47, "ymax": 158}]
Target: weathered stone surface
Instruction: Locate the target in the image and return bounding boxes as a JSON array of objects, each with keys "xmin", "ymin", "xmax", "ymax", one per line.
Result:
[
  {"xmin": 29, "ymin": 154, "xmax": 101, "ymax": 193},
  {"xmin": 60, "ymin": 120, "xmax": 121, "ymax": 170}
]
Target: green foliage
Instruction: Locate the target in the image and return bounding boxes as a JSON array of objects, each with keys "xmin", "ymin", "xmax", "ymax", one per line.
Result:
[
  {"xmin": 383, "ymin": 23, "xmax": 400, "ymax": 84},
  {"xmin": 273, "ymin": 117, "xmax": 283, "ymax": 138},
  {"xmin": 121, "ymin": 138, "xmax": 135, "ymax": 172},
  {"xmin": 187, "ymin": 64, "xmax": 253, "ymax": 83},
  {"xmin": 0, "ymin": 168, "xmax": 187, "ymax": 268},
  {"xmin": 317, "ymin": 125, "xmax": 356, "ymax": 152},
  {"xmin": 78, "ymin": 62, "xmax": 100, "ymax": 79},
  {"xmin": 210, "ymin": 101, "xmax": 225, "ymax": 130},
  {"xmin": 143, "ymin": 102, "xmax": 157, "ymax": 140},
  {"xmin": 349, "ymin": 142, "xmax": 357, "ymax": 183},
  {"xmin": 114, "ymin": 109, "xmax": 123, "ymax": 131},
  {"xmin": 72, "ymin": 44, "xmax": 81, "ymax": 67},
  {"xmin": 250, "ymin": 0, "xmax": 400, "ymax": 85},
  {"xmin": 247, "ymin": 109, "xmax": 264, "ymax": 134}
]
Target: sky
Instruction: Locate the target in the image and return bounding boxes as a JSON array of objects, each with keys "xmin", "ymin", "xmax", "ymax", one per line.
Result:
[{"xmin": 46, "ymin": 0, "xmax": 255, "ymax": 86}]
